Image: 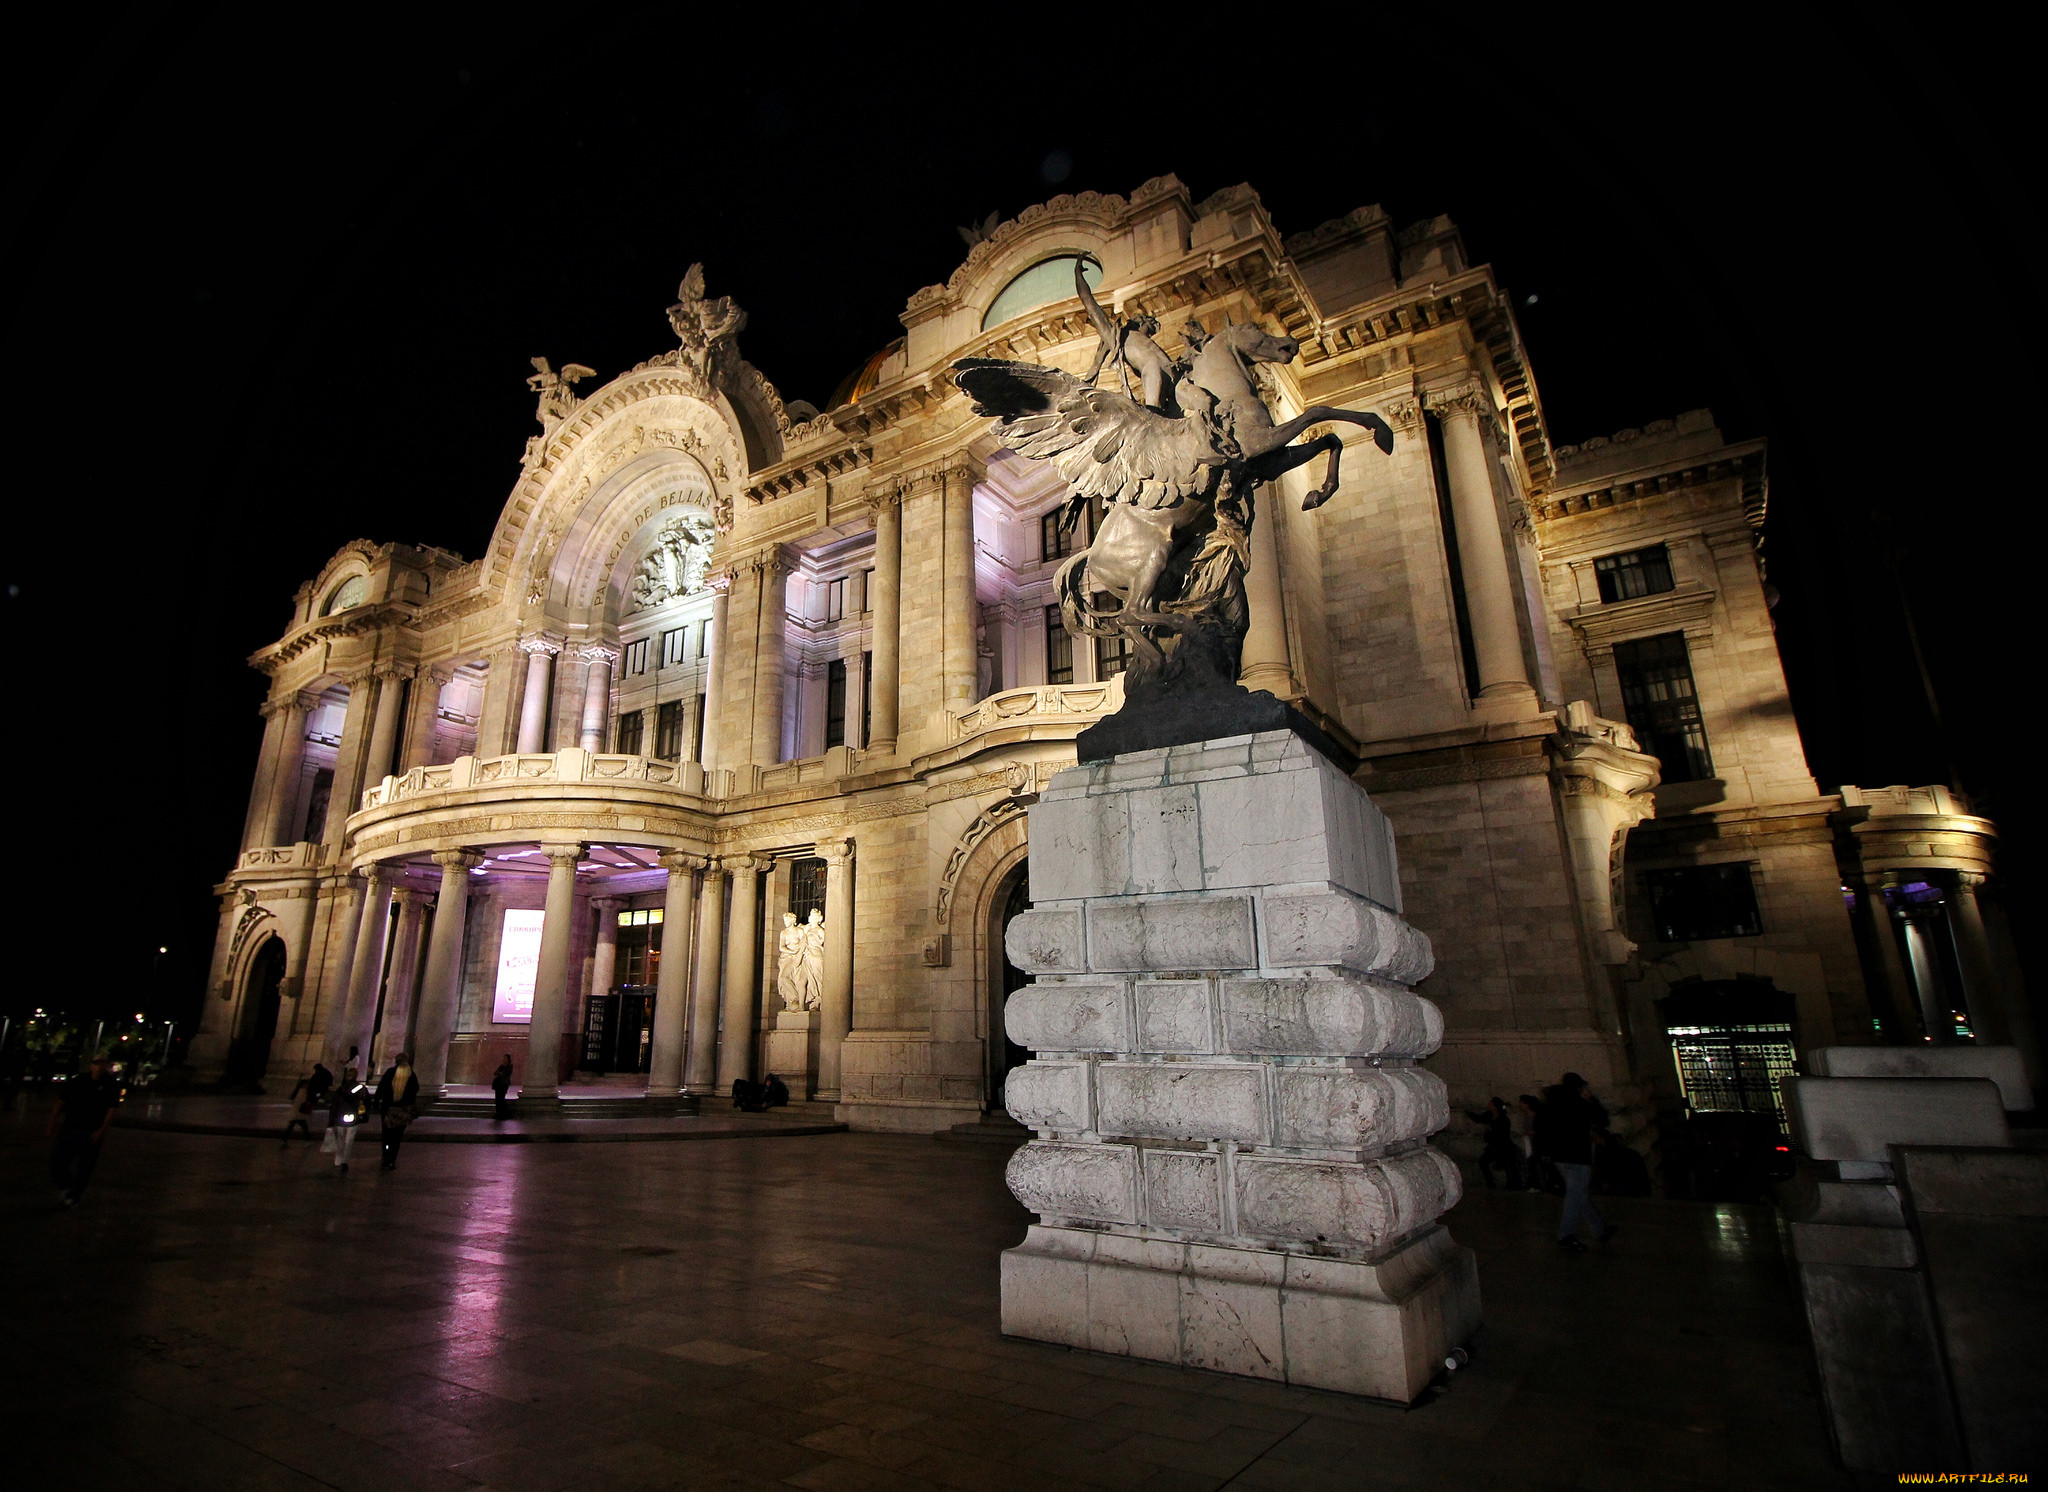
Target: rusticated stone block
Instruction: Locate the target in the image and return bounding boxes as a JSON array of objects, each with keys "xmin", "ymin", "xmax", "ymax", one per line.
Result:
[
  {"xmin": 1005, "ymin": 1140, "xmax": 1139, "ymax": 1223},
  {"xmin": 1005, "ymin": 908, "xmax": 1085, "ymax": 973},
  {"xmin": 1134, "ymin": 981, "xmax": 1213, "ymax": 1053},
  {"xmin": 1233, "ymin": 1148, "xmax": 1462, "ymax": 1253},
  {"xmin": 1005, "ymin": 1060, "xmax": 1093, "ymax": 1132},
  {"xmin": 1095, "ymin": 1062, "xmax": 1266, "ymax": 1143},
  {"xmin": 1262, "ymin": 888, "xmax": 1434, "ymax": 983},
  {"xmin": 1142, "ymin": 1148, "xmax": 1224, "ymax": 1231},
  {"xmin": 1005, "ymin": 980, "xmax": 1129, "ymax": 1052},
  {"xmin": 1221, "ymin": 975, "xmax": 1442, "ymax": 1059},
  {"xmin": 1271, "ymin": 1067, "xmax": 1448, "ymax": 1151},
  {"xmin": 1089, "ymin": 897, "xmax": 1256, "ymax": 972}
]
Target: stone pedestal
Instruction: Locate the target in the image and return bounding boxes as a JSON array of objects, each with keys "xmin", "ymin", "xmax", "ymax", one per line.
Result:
[
  {"xmin": 766, "ymin": 1008, "xmax": 819, "ymax": 1099},
  {"xmin": 1000, "ymin": 730, "xmax": 1479, "ymax": 1403}
]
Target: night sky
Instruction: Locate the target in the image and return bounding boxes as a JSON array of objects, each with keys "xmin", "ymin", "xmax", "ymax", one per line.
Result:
[{"xmin": 5, "ymin": 9, "xmax": 2040, "ymax": 1035}]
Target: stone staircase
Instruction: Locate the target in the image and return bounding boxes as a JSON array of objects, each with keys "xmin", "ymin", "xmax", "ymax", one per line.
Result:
[{"xmin": 422, "ymin": 1090, "xmax": 700, "ymax": 1120}]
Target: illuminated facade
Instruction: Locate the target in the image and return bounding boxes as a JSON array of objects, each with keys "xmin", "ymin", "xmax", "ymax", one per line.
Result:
[{"xmin": 197, "ymin": 175, "xmax": 2036, "ymax": 1142}]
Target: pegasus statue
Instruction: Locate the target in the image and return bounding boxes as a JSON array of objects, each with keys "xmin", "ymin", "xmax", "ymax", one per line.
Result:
[{"xmin": 954, "ymin": 263, "xmax": 1393, "ymax": 748}]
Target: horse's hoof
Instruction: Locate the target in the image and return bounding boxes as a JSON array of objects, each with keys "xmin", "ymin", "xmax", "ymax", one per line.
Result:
[{"xmin": 1302, "ymin": 489, "xmax": 1334, "ymax": 511}]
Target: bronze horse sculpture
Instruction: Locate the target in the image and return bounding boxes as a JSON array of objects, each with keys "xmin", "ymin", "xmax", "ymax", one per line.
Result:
[{"xmin": 954, "ymin": 263, "xmax": 1395, "ymax": 702}]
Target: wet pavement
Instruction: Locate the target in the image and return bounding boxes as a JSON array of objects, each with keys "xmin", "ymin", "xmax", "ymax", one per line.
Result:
[{"xmin": 1, "ymin": 1107, "xmax": 1872, "ymax": 1491}]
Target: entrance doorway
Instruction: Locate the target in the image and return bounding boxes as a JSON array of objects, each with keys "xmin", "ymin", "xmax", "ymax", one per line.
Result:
[
  {"xmin": 227, "ymin": 937, "xmax": 285, "ymax": 1083},
  {"xmin": 581, "ymin": 989, "xmax": 654, "ymax": 1074},
  {"xmin": 988, "ymin": 861, "xmax": 1032, "ymax": 1106}
]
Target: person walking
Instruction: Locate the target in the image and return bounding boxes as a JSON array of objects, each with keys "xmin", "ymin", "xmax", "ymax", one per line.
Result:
[
  {"xmin": 48, "ymin": 1054, "xmax": 121, "ymax": 1206},
  {"xmin": 375, "ymin": 1054, "xmax": 419, "ymax": 1172},
  {"xmin": 491, "ymin": 1054, "xmax": 514, "ymax": 1120},
  {"xmin": 322, "ymin": 1048, "xmax": 365, "ymax": 1172},
  {"xmin": 281, "ymin": 1061, "xmax": 332, "ymax": 1144},
  {"xmin": 1535, "ymin": 1071, "xmax": 1618, "ymax": 1251},
  {"xmin": 1517, "ymin": 1093, "xmax": 1556, "ymax": 1193},
  {"xmin": 1468, "ymin": 1096, "xmax": 1521, "ymax": 1189}
]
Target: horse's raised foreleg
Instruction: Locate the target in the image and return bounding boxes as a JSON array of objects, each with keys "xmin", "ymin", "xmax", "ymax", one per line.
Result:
[
  {"xmin": 1241, "ymin": 405, "xmax": 1395, "ymax": 460},
  {"xmin": 1247, "ymin": 434, "xmax": 1346, "ymax": 509}
]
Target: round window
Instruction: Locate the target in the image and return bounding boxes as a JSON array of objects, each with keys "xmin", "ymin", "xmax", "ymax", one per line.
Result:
[{"xmin": 982, "ymin": 255, "xmax": 1102, "ymax": 332}]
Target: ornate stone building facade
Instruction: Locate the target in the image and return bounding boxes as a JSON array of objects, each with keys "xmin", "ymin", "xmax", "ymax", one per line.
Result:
[{"xmin": 198, "ymin": 175, "xmax": 2036, "ymax": 1145}]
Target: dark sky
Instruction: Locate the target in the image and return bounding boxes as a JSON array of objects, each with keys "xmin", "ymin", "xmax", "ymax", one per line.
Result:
[{"xmin": 4, "ymin": 6, "xmax": 2040, "ymax": 1029}]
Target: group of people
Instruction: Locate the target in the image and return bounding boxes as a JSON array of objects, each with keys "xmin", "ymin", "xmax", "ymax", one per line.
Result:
[
  {"xmin": 730, "ymin": 1073, "xmax": 790, "ymax": 1112},
  {"xmin": 281, "ymin": 1046, "xmax": 420, "ymax": 1173},
  {"xmin": 1470, "ymin": 1071, "xmax": 1646, "ymax": 1251}
]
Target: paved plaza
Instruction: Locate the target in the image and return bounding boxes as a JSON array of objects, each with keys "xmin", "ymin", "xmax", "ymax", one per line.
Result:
[{"xmin": 1, "ymin": 1111, "xmax": 1869, "ymax": 1491}]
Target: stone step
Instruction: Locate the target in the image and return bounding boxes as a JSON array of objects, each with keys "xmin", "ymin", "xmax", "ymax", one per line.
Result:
[
  {"xmin": 936, "ymin": 1113, "xmax": 1031, "ymax": 1146},
  {"xmin": 422, "ymin": 1093, "xmax": 701, "ymax": 1120}
]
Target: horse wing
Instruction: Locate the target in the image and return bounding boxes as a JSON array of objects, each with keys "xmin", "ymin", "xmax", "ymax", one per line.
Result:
[{"xmin": 953, "ymin": 357, "xmax": 1223, "ymax": 509}]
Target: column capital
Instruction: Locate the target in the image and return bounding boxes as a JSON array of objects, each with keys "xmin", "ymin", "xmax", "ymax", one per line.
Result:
[
  {"xmin": 540, "ymin": 842, "xmax": 586, "ymax": 867},
  {"xmin": 1424, "ymin": 383, "xmax": 1492, "ymax": 422},
  {"xmin": 425, "ymin": 661, "xmax": 460, "ymax": 686},
  {"xmin": 518, "ymin": 633, "xmax": 564, "ymax": 658},
  {"xmin": 591, "ymin": 895, "xmax": 626, "ymax": 913},
  {"xmin": 1955, "ymin": 871, "xmax": 1990, "ymax": 890},
  {"xmin": 373, "ymin": 659, "xmax": 417, "ymax": 682},
  {"xmin": 864, "ymin": 482, "xmax": 903, "ymax": 515},
  {"xmin": 939, "ymin": 453, "xmax": 984, "ymax": 486},
  {"xmin": 815, "ymin": 836, "xmax": 854, "ymax": 867},
  {"xmin": 660, "ymin": 850, "xmax": 712, "ymax": 874},
  {"xmin": 720, "ymin": 852, "xmax": 771, "ymax": 877},
  {"xmin": 431, "ymin": 849, "xmax": 485, "ymax": 873},
  {"xmin": 576, "ymin": 643, "xmax": 621, "ymax": 666},
  {"xmin": 360, "ymin": 863, "xmax": 397, "ymax": 889},
  {"xmin": 705, "ymin": 567, "xmax": 734, "ymax": 595},
  {"xmin": 747, "ymin": 546, "xmax": 796, "ymax": 579},
  {"xmin": 393, "ymin": 886, "xmax": 434, "ymax": 910}
]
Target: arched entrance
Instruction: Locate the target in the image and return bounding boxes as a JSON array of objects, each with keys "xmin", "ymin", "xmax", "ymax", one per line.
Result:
[
  {"xmin": 987, "ymin": 859, "xmax": 1032, "ymax": 1107},
  {"xmin": 226, "ymin": 937, "xmax": 286, "ymax": 1084}
]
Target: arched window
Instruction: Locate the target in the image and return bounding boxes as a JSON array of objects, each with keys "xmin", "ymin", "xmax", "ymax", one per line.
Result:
[
  {"xmin": 982, "ymin": 255, "xmax": 1102, "ymax": 332},
  {"xmin": 323, "ymin": 575, "xmax": 367, "ymax": 615}
]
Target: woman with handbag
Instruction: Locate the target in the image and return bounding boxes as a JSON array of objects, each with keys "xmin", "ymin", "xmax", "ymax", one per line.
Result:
[
  {"xmin": 320, "ymin": 1049, "xmax": 365, "ymax": 1172},
  {"xmin": 375, "ymin": 1055, "xmax": 419, "ymax": 1172}
]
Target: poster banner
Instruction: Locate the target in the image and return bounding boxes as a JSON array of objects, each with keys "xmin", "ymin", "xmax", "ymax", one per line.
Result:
[{"xmin": 492, "ymin": 909, "xmax": 545, "ymax": 1023}]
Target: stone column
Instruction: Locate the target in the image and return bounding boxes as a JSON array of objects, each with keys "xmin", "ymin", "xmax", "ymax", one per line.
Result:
[
  {"xmin": 1850, "ymin": 876, "xmax": 1914, "ymax": 1040},
  {"xmin": 321, "ymin": 672, "xmax": 375, "ymax": 845},
  {"xmin": 815, "ymin": 837, "xmax": 856, "ymax": 1102},
  {"xmin": 265, "ymin": 693, "xmax": 314, "ymax": 847},
  {"xmin": 523, "ymin": 843, "xmax": 585, "ymax": 1100},
  {"xmin": 241, "ymin": 701, "xmax": 290, "ymax": 852},
  {"xmin": 1898, "ymin": 903, "xmax": 1954, "ymax": 1043},
  {"xmin": 750, "ymin": 553, "xmax": 792, "ymax": 767},
  {"xmin": 401, "ymin": 664, "xmax": 453, "ymax": 772},
  {"xmin": 516, "ymin": 637, "xmax": 560, "ymax": 754},
  {"xmin": 319, "ymin": 874, "xmax": 367, "ymax": 1052},
  {"xmin": 648, "ymin": 852, "xmax": 706, "ymax": 1096},
  {"xmin": 364, "ymin": 664, "xmax": 410, "ymax": 786},
  {"xmin": 686, "ymin": 861, "xmax": 728, "ymax": 1093},
  {"xmin": 700, "ymin": 574, "xmax": 730, "ymax": 771},
  {"xmin": 868, "ymin": 488, "xmax": 902, "ymax": 752},
  {"xmin": 577, "ymin": 645, "xmax": 618, "ymax": 753},
  {"xmin": 376, "ymin": 888, "xmax": 431, "ymax": 1067},
  {"xmin": 1949, "ymin": 874, "xmax": 2040, "ymax": 1077},
  {"xmin": 333, "ymin": 867, "xmax": 394, "ymax": 1069},
  {"xmin": 716, "ymin": 854, "xmax": 768, "ymax": 1087},
  {"xmin": 942, "ymin": 460, "xmax": 980, "ymax": 710},
  {"xmin": 589, "ymin": 896, "xmax": 623, "ymax": 1001},
  {"xmin": 1239, "ymin": 494, "xmax": 1298, "ymax": 698},
  {"xmin": 1436, "ymin": 393, "xmax": 1533, "ymax": 702},
  {"xmin": 413, "ymin": 850, "xmax": 481, "ymax": 1096}
]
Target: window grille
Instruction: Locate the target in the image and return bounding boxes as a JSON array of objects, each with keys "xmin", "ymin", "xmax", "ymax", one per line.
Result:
[
  {"xmin": 1594, "ymin": 544, "xmax": 1676, "ymax": 603},
  {"xmin": 789, "ymin": 857, "xmax": 826, "ymax": 920},
  {"xmin": 1614, "ymin": 630, "xmax": 1713, "ymax": 781},
  {"xmin": 1668, "ymin": 1023, "xmax": 1796, "ymax": 1126},
  {"xmin": 1045, "ymin": 605, "xmax": 1073, "ymax": 684}
]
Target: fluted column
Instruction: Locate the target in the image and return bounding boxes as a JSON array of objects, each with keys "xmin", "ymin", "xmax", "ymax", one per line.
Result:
[
  {"xmin": 577, "ymin": 645, "xmax": 619, "ymax": 752},
  {"xmin": 241, "ymin": 700, "xmax": 291, "ymax": 852},
  {"xmin": 716, "ymin": 854, "xmax": 769, "ymax": 1087},
  {"xmin": 649, "ymin": 852, "xmax": 706, "ymax": 1096},
  {"xmin": 868, "ymin": 487, "xmax": 902, "ymax": 751},
  {"xmin": 700, "ymin": 573, "xmax": 731, "ymax": 771},
  {"xmin": 750, "ymin": 553, "xmax": 792, "ymax": 766},
  {"xmin": 1239, "ymin": 491, "xmax": 1297, "ymax": 698},
  {"xmin": 265, "ymin": 692, "xmax": 314, "ymax": 847},
  {"xmin": 1950, "ymin": 874, "xmax": 2040, "ymax": 1078},
  {"xmin": 815, "ymin": 838, "xmax": 856, "ymax": 1102},
  {"xmin": 321, "ymin": 672, "xmax": 375, "ymax": 845},
  {"xmin": 364, "ymin": 664, "xmax": 410, "ymax": 786},
  {"xmin": 686, "ymin": 861, "xmax": 728, "ymax": 1092},
  {"xmin": 516, "ymin": 636, "xmax": 561, "ymax": 754},
  {"xmin": 376, "ymin": 888, "xmax": 431, "ymax": 1068},
  {"xmin": 942, "ymin": 460, "xmax": 980, "ymax": 709},
  {"xmin": 1898, "ymin": 902, "xmax": 1954, "ymax": 1044},
  {"xmin": 1436, "ymin": 394, "xmax": 1533, "ymax": 702},
  {"xmin": 523, "ymin": 843, "xmax": 585, "ymax": 1100},
  {"xmin": 414, "ymin": 849, "xmax": 482, "ymax": 1096},
  {"xmin": 333, "ymin": 867, "xmax": 394, "ymax": 1067}
]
